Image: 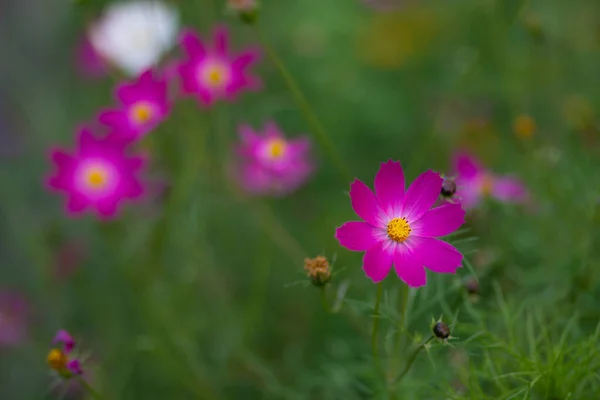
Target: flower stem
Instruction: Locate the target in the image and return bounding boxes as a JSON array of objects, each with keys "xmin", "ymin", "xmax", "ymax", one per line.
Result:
[
  {"xmin": 390, "ymin": 285, "xmax": 410, "ymax": 376},
  {"xmin": 320, "ymin": 286, "xmax": 330, "ymax": 312},
  {"xmin": 252, "ymin": 25, "xmax": 352, "ymax": 183},
  {"xmin": 371, "ymin": 283, "xmax": 384, "ymax": 371},
  {"xmin": 394, "ymin": 336, "xmax": 434, "ymax": 385},
  {"xmin": 76, "ymin": 376, "xmax": 104, "ymax": 400}
]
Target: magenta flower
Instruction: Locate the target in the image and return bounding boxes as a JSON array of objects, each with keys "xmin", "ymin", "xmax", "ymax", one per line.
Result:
[
  {"xmin": 234, "ymin": 122, "xmax": 313, "ymax": 196},
  {"xmin": 452, "ymin": 151, "xmax": 528, "ymax": 209},
  {"xmin": 99, "ymin": 70, "xmax": 170, "ymax": 143},
  {"xmin": 48, "ymin": 329, "xmax": 83, "ymax": 377},
  {"xmin": 0, "ymin": 290, "xmax": 29, "ymax": 346},
  {"xmin": 335, "ymin": 161, "xmax": 465, "ymax": 287},
  {"xmin": 46, "ymin": 128, "xmax": 146, "ymax": 219},
  {"xmin": 177, "ymin": 26, "xmax": 261, "ymax": 107}
]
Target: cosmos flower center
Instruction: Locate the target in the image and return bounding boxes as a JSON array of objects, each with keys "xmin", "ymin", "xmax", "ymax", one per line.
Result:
[
  {"xmin": 130, "ymin": 101, "xmax": 155, "ymax": 125},
  {"xmin": 199, "ymin": 60, "xmax": 231, "ymax": 88},
  {"xmin": 481, "ymin": 174, "xmax": 494, "ymax": 196},
  {"xmin": 267, "ymin": 138, "xmax": 287, "ymax": 159},
  {"xmin": 387, "ymin": 217, "xmax": 411, "ymax": 243},
  {"xmin": 85, "ymin": 166, "xmax": 109, "ymax": 189},
  {"xmin": 47, "ymin": 348, "xmax": 67, "ymax": 371}
]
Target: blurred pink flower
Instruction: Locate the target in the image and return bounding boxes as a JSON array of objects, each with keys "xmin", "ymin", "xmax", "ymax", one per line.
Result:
[
  {"xmin": 75, "ymin": 36, "xmax": 109, "ymax": 78},
  {"xmin": 100, "ymin": 70, "xmax": 171, "ymax": 143},
  {"xmin": 177, "ymin": 26, "xmax": 261, "ymax": 107},
  {"xmin": 335, "ymin": 160, "xmax": 465, "ymax": 287},
  {"xmin": 452, "ymin": 151, "xmax": 528, "ymax": 209},
  {"xmin": 234, "ymin": 122, "xmax": 313, "ymax": 196},
  {"xmin": 46, "ymin": 128, "xmax": 147, "ymax": 220},
  {"xmin": 0, "ymin": 290, "xmax": 29, "ymax": 346},
  {"xmin": 48, "ymin": 330, "xmax": 83, "ymax": 378}
]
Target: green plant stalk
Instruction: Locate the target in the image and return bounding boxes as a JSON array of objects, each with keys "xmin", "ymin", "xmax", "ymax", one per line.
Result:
[
  {"xmin": 76, "ymin": 376, "xmax": 104, "ymax": 400},
  {"xmin": 389, "ymin": 284, "xmax": 410, "ymax": 380},
  {"xmin": 253, "ymin": 25, "xmax": 352, "ymax": 183},
  {"xmin": 321, "ymin": 286, "xmax": 330, "ymax": 313},
  {"xmin": 394, "ymin": 336, "xmax": 434, "ymax": 385},
  {"xmin": 371, "ymin": 283, "xmax": 384, "ymax": 372}
]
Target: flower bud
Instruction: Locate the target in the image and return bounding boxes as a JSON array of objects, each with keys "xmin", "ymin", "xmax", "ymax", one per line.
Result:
[
  {"xmin": 440, "ymin": 177, "xmax": 457, "ymax": 198},
  {"xmin": 227, "ymin": 0, "xmax": 259, "ymax": 24},
  {"xmin": 433, "ymin": 321, "xmax": 450, "ymax": 340},
  {"xmin": 304, "ymin": 256, "xmax": 331, "ymax": 287},
  {"xmin": 464, "ymin": 277, "xmax": 479, "ymax": 296}
]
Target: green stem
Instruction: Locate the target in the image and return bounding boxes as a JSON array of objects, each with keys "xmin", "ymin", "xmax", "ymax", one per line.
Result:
[
  {"xmin": 252, "ymin": 25, "xmax": 352, "ymax": 183},
  {"xmin": 371, "ymin": 283, "xmax": 384, "ymax": 371},
  {"xmin": 389, "ymin": 285, "xmax": 410, "ymax": 378},
  {"xmin": 76, "ymin": 376, "xmax": 104, "ymax": 400},
  {"xmin": 394, "ymin": 336, "xmax": 434, "ymax": 385},
  {"xmin": 320, "ymin": 286, "xmax": 330, "ymax": 313}
]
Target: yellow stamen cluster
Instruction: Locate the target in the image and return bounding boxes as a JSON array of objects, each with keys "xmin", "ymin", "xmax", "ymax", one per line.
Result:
[
  {"xmin": 131, "ymin": 102, "xmax": 154, "ymax": 125},
  {"xmin": 480, "ymin": 174, "xmax": 495, "ymax": 196},
  {"xmin": 47, "ymin": 348, "xmax": 67, "ymax": 372},
  {"xmin": 268, "ymin": 138, "xmax": 287, "ymax": 159},
  {"xmin": 304, "ymin": 256, "xmax": 331, "ymax": 287},
  {"xmin": 386, "ymin": 217, "xmax": 411, "ymax": 243},
  {"xmin": 86, "ymin": 167, "xmax": 108, "ymax": 189}
]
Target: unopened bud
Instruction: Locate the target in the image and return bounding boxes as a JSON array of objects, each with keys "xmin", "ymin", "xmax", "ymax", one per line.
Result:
[
  {"xmin": 433, "ymin": 321, "xmax": 450, "ymax": 340},
  {"xmin": 441, "ymin": 178, "xmax": 457, "ymax": 198},
  {"xmin": 227, "ymin": 0, "xmax": 259, "ymax": 24},
  {"xmin": 464, "ymin": 277, "xmax": 479, "ymax": 296},
  {"xmin": 304, "ymin": 256, "xmax": 331, "ymax": 287}
]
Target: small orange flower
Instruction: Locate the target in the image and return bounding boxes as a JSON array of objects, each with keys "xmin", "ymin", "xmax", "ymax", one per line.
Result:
[
  {"xmin": 304, "ymin": 256, "xmax": 332, "ymax": 287},
  {"xmin": 513, "ymin": 114, "xmax": 536, "ymax": 139}
]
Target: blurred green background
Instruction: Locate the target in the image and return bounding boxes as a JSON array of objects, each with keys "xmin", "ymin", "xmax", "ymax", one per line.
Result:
[{"xmin": 1, "ymin": 0, "xmax": 600, "ymax": 398}]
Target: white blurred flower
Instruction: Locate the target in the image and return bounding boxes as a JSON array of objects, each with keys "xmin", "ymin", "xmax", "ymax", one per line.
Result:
[{"xmin": 88, "ymin": 1, "xmax": 179, "ymax": 76}]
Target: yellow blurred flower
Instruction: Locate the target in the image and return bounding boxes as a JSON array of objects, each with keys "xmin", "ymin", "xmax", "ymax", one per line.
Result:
[
  {"xmin": 357, "ymin": 7, "xmax": 438, "ymax": 69},
  {"xmin": 513, "ymin": 114, "xmax": 536, "ymax": 140},
  {"xmin": 563, "ymin": 95, "xmax": 594, "ymax": 130}
]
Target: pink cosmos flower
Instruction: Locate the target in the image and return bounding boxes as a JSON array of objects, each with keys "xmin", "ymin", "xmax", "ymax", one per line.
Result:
[
  {"xmin": 46, "ymin": 128, "xmax": 146, "ymax": 220},
  {"xmin": 75, "ymin": 36, "xmax": 109, "ymax": 78},
  {"xmin": 335, "ymin": 161, "xmax": 465, "ymax": 287},
  {"xmin": 177, "ymin": 26, "xmax": 261, "ymax": 107},
  {"xmin": 99, "ymin": 70, "xmax": 170, "ymax": 143},
  {"xmin": 48, "ymin": 330, "xmax": 83, "ymax": 377},
  {"xmin": 0, "ymin": 290, "xmax": 29, "ymax": 346},
  {"xmin": 452, "ymin": 151, "xmax": 528, "ymax": 209},
  {"xmin": 234, "ymin": 122, "xmax": 313, "ymax": 196}
]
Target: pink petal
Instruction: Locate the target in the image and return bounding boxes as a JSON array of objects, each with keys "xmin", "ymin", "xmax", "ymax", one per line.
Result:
[
  {"xmin": 455, "ymin": 183, "xmax": 481, "ymax": 210},
  {"xmin": 288, "ymin": 137, "xmax": 311, "ymax": 156},
  {"xmin": 77, "ymin": 128, "xmax": 97, "ymax": 150},
  {"xmin": 179, "ymin": 29, "xmax": 206, "ymax": 59},
  {"xmin": 213, "ymin": 26, "xmax": 229, "ymax": 56},
  {"xmin": 393, "ymin": 245, "xmax": 426, "ymax": 288},
  {"xmin": 362, "ymin": 241, "xmax": 393, "ymax": 283},
  {"xmin": 454, "ymin": 152, "xmax": 483, "ymax": 179},
  {"xmin": 231, "ymin": 49, "xmax": 261, "ymax": 69},
  {"xmin": 417, "ymin": 237, "xmax": 463, "ymax": 274},
  {"xmin": 412, "ymin": 203, "xmax": 465, "ymax": 238},
  {"xmin": 238, "ymin": 125, "xmax": 259, "ymax": 143},
  {"xmin": 374, "ymin": 160, "xmax": 405, "ymax": 216},
  {"xmin": 50, "ymin": 150, "xmax": 74, "ymax": 169},
  {"xmin": 349, "ymin": 179, "xmax": 384, "ymax": 227},
  {"xmin": 67, "ymin": 194, "xmax": 88, "ymax": 214},
  {"xmin": 401, "ymin": 170, "xmax": 443, "ymax": 221},
  {"xmin": 335, "ymin": 221, "xmax": 383, "ymax": 251},
  {"xmin": 492, "ymin": 176, "xmax": 528, "ymax": 202},
  {"xmin": 96, "ymin": 199, "xmax": 119, "ymax": 219}
]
